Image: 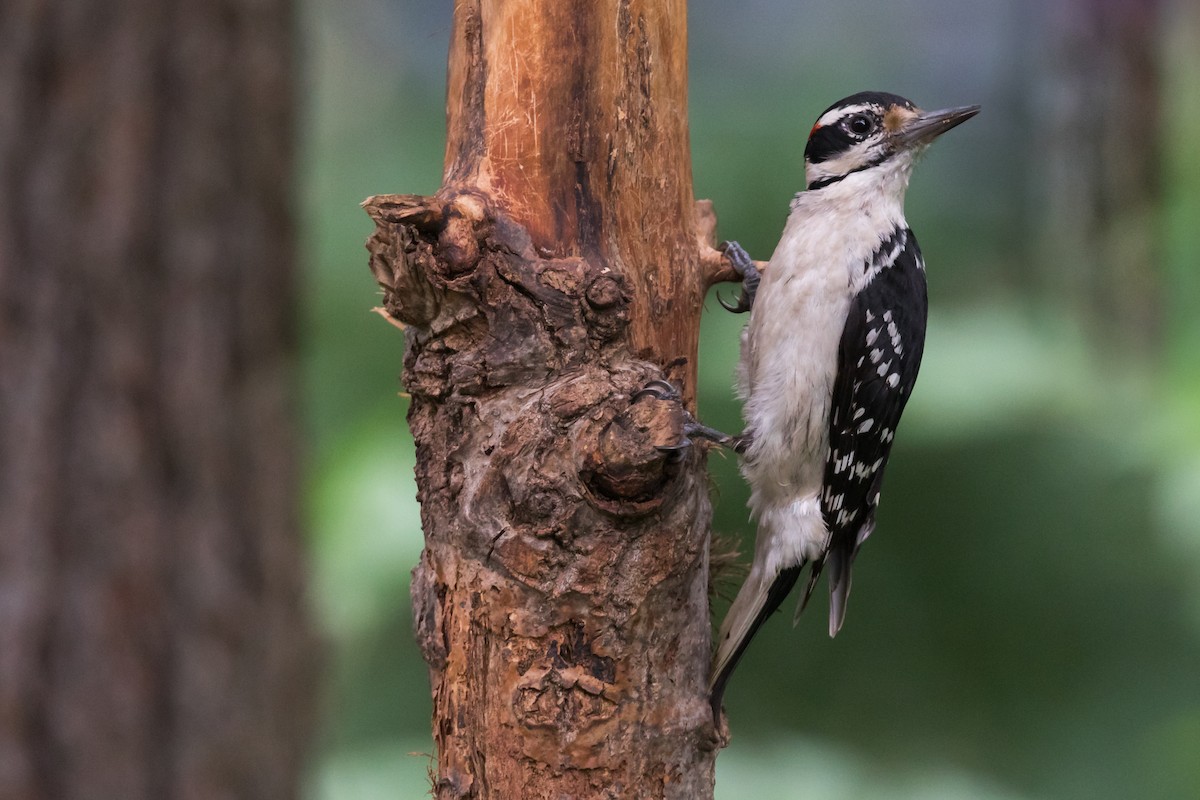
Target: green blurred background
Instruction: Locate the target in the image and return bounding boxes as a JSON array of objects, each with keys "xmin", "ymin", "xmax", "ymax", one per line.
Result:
[{"xmin": 300, "ymin": 1, "xmax": 1200, "ymax": 797}]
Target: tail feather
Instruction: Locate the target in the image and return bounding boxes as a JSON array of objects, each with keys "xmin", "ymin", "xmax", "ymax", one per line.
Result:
[
  {"xmin": 793, "ymin": 557, "xmax": 825, "ymax": 624},
  {"xmin": 710, "ymin": 494, "xmax": 828, "ymax": 715},
  {"xmin": 826, "ymin": 546, "xmax": 853, "ymax": 637},
  {"xmin": 709, "ymin": 564, "xmax": 803, "ymax": 717}
]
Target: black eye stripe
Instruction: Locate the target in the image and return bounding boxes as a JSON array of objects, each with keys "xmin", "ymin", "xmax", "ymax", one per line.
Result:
[
  {"xmin": 806, "ymin": 109, "xmax": 880, "ymax": 163},
  {"xmin": 806, "ymin": 125, "xmax": 846, "ymax": 164}
]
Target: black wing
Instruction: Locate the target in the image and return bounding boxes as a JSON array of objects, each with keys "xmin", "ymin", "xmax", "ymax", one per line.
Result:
[{"xmin": 818, "ymin": 227, "xmax": 928, "ymax": 634}]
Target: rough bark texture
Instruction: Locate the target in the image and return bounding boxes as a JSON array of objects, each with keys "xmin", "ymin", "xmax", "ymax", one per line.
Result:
[
  {"xmin": 366, "ymin": 1, "xmax": 733, "ymax": 797},
  {"xmin": 1039, "ymin": 0, "xmax": 1163, "ymax": 353},
  {"xmin": 0, "ymin": 2, "xmax": 315, "ymax": 798}
]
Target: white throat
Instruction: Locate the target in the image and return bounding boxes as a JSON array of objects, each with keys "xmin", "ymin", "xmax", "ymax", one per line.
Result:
[
  {"xmin": 804, "ymin": 147, "xmax": 916, "ymax": 205},
  {"xmin": 793, "ymin": 151, "xmax": 916, "ymax": 248}
]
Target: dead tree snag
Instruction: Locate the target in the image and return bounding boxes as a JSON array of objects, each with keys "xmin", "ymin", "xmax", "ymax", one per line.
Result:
[{"xmin": 366, "ymin": 2, "xmax": 735, "ymax": 797}]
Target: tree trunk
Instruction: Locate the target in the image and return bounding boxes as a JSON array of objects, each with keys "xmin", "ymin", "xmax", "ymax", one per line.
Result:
[
  {"xmin": 366, "ymin": 1, "xmax": 733, "ymax": 797},
  {"xmin": 0, "ymin": 2, "xmax": 315, "ymax": 798},
  {"xmin": 1038, "ymin": 0, "xmax": 1163, "ymax": 354}
]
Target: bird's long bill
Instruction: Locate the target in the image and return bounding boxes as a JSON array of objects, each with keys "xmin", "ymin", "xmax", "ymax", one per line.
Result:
[{"xmin": 894, "ymin": 105, "xmax": 981, "ymax": 148}]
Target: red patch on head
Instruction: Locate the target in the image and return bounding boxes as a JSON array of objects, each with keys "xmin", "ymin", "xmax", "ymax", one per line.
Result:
[{"xmin": 809, "ymin": 123, "xmax": 822, "ymax": 139}]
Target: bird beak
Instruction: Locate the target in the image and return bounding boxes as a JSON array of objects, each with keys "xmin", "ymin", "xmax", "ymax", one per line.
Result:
[{"xmin": 893, "ymin": 105, "xmax": 980, "ymax": 149}]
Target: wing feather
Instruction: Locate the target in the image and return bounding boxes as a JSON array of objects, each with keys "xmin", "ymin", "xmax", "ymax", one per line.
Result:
[{"xmin": 817, "ymin": 227, "xmax": 928, "ymax": 634}]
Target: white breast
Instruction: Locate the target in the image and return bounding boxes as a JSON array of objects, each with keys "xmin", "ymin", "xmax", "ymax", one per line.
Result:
[{"xmin": 738, "ymin": 166, "xmax": 909, "ymax": 527}]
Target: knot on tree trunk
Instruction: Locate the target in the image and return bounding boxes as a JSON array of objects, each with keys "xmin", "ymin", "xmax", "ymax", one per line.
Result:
[
  {"xmin": 365, "ymin": 191, "xmax": 687, "ymax": 509},
  {"xmin": 580, "ymin": 390, "xmax": 688, "ymax": 514},
  {"xmin": 367, "ymin": 186, "xmax": 718, "ymax": 795}
]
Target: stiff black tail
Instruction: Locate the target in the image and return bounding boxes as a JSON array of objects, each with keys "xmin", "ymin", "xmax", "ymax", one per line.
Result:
[{"xmin": 709, "ymin": 565, "xmax": 803, "ymax": 719}]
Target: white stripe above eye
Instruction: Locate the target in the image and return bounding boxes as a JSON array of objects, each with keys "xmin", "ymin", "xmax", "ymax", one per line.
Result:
[{"xmin": 815, "ymin": 103, "xmax": 876, "ymax": 129}]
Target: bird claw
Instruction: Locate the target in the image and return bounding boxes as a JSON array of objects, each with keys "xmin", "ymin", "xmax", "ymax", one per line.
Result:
[
  {"xmin": 635, "ymin": 379, "xmax": 691, "ymax": 461},
  {"xmin": 656, "ymin": 438, "xmax": 693, "ymax": 465},
  {"xmin": 717, "ymin": 241, "xmax": 760, "ymax": 314},
  {"xmin": 716, "ymin": 292, "xmax": 750, "ymax": 313},
  {"xmin": 632, "ymin": 378, "xmax": 682, "ymax": 403},
  {"xmin": 635, "ymin": 378, "xmax": 744, "ymax": 457}
]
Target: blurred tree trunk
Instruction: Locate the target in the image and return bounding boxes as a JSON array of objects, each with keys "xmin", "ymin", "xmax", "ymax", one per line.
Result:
[
  {"xmin": 0, "ymin": 2, "xmax": 315, "ymax": 799},
  {"xmin": 366, "ymin": 1, "xmax": 733, "ymax": 797},
  {"xmin": 1039, "ymin": 0, "xmax": 1163, "ymax": 354}
]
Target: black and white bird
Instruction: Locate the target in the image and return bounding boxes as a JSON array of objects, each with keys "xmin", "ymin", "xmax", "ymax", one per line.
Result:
[{"xmin": 709, "ymin": 92, "xmax": 979, "ymax": 712}]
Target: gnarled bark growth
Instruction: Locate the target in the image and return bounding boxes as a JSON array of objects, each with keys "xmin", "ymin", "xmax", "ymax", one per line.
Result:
[{"xmin": 365, "ymin": 1, "xmax": 736, "ymax": 797}]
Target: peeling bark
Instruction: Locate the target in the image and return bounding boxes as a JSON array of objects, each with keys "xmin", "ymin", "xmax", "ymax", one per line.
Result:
[{"xmin": 366, "ymin": 1, "xmax": 735, "ymax": 797}]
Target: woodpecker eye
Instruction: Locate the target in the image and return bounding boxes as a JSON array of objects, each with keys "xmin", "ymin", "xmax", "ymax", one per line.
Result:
[{"xmin": 847, "ymin": 114, "xmax": 874, "ymax": 136}]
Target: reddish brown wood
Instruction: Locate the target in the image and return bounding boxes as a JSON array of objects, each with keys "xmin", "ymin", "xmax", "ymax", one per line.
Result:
[
  {"xmin": 366, "ymin": 0, "xmax": 732, "ymax": 797},
  {"xmin": 443, "ymin": 0, "xmax": 726, "ymax": 396}
]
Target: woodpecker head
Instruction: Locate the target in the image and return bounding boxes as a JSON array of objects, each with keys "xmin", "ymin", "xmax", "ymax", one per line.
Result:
[{"xmin": 804, "ymin": 92, "xmax": 979, "ymax": 192}]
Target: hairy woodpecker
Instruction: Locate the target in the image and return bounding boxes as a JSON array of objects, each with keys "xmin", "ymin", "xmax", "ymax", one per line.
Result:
[{"xmin": 709, "ymin": 92, "xmax": 979, "ymax": 713}]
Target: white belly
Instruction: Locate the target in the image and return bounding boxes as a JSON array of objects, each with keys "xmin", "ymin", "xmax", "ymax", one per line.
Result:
[
  {"xmin": 738, "ymin": 260, "xmax": 848, "ymax": 505},
  {"xmin": 737, "ymin": 180, "xmax": 907, "ymax": 558}
]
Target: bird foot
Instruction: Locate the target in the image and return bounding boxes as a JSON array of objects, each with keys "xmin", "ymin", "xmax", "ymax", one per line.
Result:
[
  {"xmin": 634, "ymin": 379, "xmax": 747, "ymax": 455},
  {"xmin": 717, "ymin": 241, "xmax": 760, "ymax": 314}
]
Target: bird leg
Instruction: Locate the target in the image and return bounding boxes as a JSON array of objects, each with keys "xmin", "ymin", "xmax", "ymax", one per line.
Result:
[
  {"xmin": 717, "ymin": 241, "xmax": 760, "ymax": 314},
  {"xmin": 633, "ymin": 379, "xmax": 749, "ymax": 455}
]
